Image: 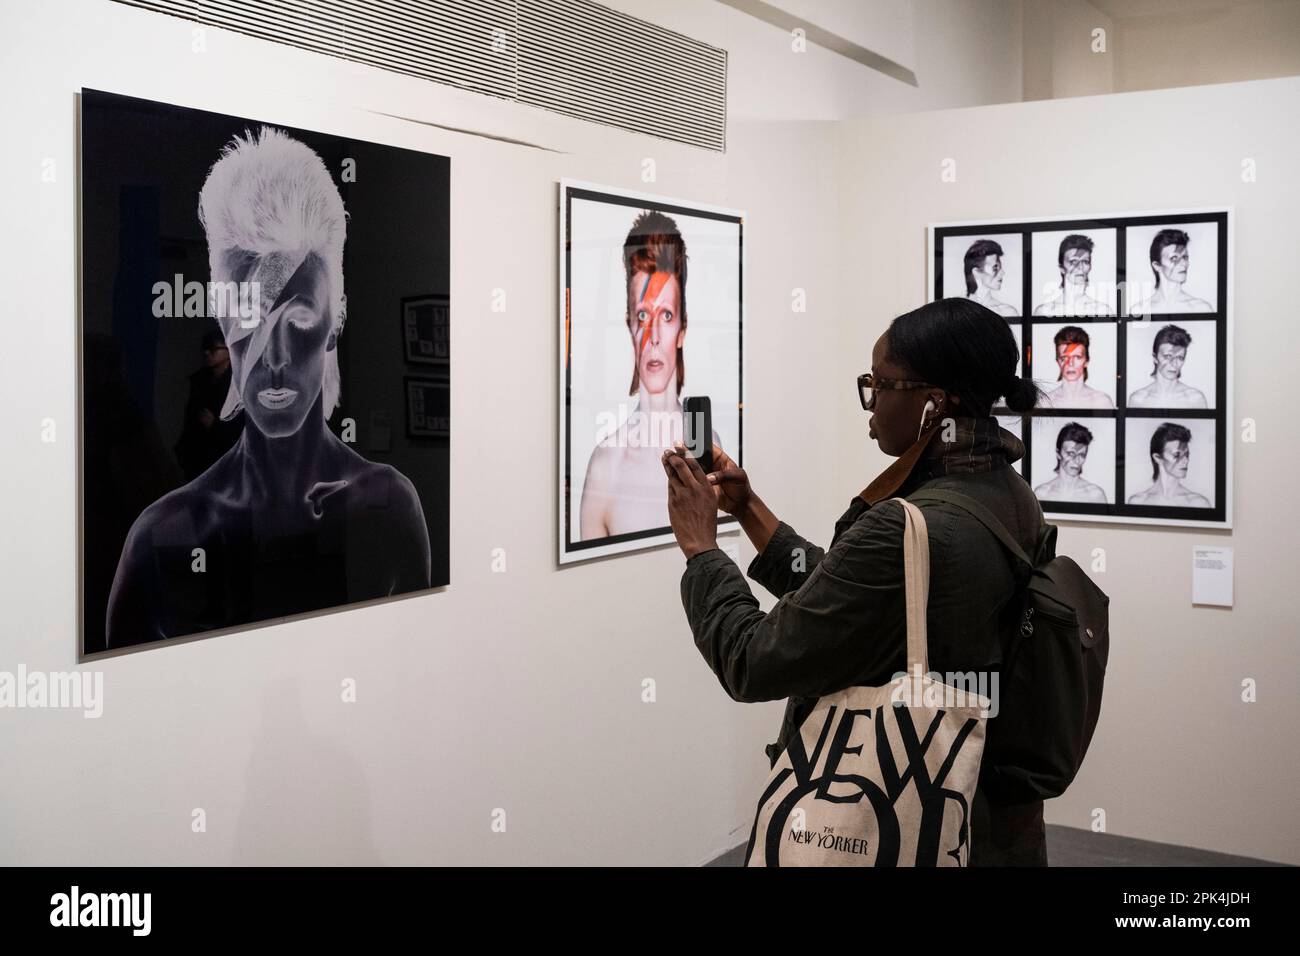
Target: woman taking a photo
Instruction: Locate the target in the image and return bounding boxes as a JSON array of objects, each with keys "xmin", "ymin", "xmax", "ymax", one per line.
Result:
[{"xmin": 662, "ymin": 297, "xmax": 1047, "ymax": 866}]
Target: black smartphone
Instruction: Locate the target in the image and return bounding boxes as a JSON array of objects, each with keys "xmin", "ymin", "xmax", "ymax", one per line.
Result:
[{"xmin": 682, "ymin": 396, "xmax": 713, "ymax": 474}]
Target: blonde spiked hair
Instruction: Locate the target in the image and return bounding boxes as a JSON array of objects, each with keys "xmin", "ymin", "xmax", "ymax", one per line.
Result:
[{"xmin": 198, "ymin": 126, "xmax": 348, "ymax": 418}]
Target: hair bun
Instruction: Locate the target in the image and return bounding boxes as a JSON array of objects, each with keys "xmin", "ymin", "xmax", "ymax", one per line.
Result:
[{"xmin": 1003, "ymin": 374, "xmax": 1040, "ymax": 413}]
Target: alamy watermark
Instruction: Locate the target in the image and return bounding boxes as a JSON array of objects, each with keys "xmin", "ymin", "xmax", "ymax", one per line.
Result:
[
  {"xmin": 0, "ymin": 666, "xmax": 103, "ymax": 718},
  {"xmin": 593, "ymin": 405, "xmax": 707, "ymax": 449},
  {"xmin": 152, "ymin": 274, "xmax": 262, "ymax": 328},
  {"xmin": 889, "ymin": 664, "xmax": 999, "ymax": 718},
  {"xmin": 50, "ymin": 886, "xmax": 150, "ymax": 936}
]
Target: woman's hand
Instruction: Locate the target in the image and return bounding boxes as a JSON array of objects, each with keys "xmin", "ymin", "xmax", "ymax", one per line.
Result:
[
  {"xmin": 662, "ymin": 443, "xmax": 718, "ymax": 559},
  {"xmin": 706, "ymin": 444, "xmax": 752, "ymax": 517}
]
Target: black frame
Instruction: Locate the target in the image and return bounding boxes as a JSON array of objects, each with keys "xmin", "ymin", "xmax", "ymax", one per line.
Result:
[
  {"xmin": 77, "ymin": 89, "xmax": 452, "ymax": 658},
  {"xmin": 561, "ymin": 183, "xmax": 744, "ymax": 559},
  {"xmin": 401, "ymin": 293, "xmax": 449, "ymax": 365},
  {"xmin": 933, "ymin": 211, "xmax": 1229, "ymax": 526},
  {"xmin": 404, "ymin": 374, "xmax": 450, "ymax": 440}
]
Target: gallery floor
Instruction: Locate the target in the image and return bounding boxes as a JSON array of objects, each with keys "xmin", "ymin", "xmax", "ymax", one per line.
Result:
[{"xmin": 706, "ymin": 827, "xmax": 1287, "ymax": 867}]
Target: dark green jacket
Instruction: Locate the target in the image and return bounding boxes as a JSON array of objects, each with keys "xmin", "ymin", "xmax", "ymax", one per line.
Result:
[{"xmin": 680, "ymin": 417, "xmax": 1049, "ymax": 865}]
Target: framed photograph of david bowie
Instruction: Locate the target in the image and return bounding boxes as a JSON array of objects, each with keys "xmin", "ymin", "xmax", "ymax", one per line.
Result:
[
  {"xmin": 78, "ymin": 89, "xmax": 451, "ymax": 658},
  {"xmin": 558, "ymin": 180, "xmax": 744, "ymax": 564},
  {"xmin": 928, "ymin": 208, "xmax": 1231, "ymax": 529}
]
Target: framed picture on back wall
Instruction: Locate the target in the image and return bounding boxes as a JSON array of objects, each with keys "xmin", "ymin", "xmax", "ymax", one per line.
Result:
[
  {"xmin": 78, "ymin": 89, "xmax": 451, "ymax": 657},
  {"xmin": 558, "ymin": 180, "xmax": 744, "ymax": 564},
  {"xmin": 402, "ymin": 293, "xmax": 450, "ymax": 364},
  {"xmin": 928, "ymin": 208, "xmax": 1231, "ymax": 529}
]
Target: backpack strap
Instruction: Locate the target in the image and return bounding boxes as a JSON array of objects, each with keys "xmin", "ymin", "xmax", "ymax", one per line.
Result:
[{"xmin": 906, "ymin": 488, "xmax": 1034, "ymax": 573}]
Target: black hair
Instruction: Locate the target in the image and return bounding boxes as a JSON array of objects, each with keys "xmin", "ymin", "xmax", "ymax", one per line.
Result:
[
  {"xmin": 1151, "ymin": 324, "xmax": 1192, "ymax": 376},
  {"xmin": 963, "ymin": 239, "xmax": 1004, "ymax": 295},
  {"xmin": 1149, "ymin": 421, "xmax": 1192, "ymax": 481},
  {"xmin": 1054, "ymin": 421, "xmax": 1093, "ymax": 473},
  {"xmin": 1149, "ymin": 228, "xmax": 1190, "ymax": 287},
  {"xmin": 1057, "ymin": 234, "xmax": 1094, "ymax": 288},
  {"xmin": 885, "ymin": 298, "xmax": 1039, "ymax": 416}
]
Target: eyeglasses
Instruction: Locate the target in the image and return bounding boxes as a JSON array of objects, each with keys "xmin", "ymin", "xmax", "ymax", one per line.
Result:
[{"xmin": 857, "ymin": 372, "xmax": 937, "ymax": 411}]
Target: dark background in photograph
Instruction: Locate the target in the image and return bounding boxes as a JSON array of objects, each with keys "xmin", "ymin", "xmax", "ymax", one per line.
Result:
[{"xmin": 80, "ymin": 90, "xmax": 450, "ymax": 655}]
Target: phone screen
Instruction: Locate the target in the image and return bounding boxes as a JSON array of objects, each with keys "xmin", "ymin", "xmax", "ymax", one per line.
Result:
[{"xmin": 683, "ymin": 396, "xmax": 713, "ymax": 474}]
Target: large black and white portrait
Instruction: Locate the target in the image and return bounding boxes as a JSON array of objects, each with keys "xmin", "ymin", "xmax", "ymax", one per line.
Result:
[
  {"xmin": 1031, "ymin": 228, "xmax": 1117, "ymax": 317},
  {"xmin": 1124, "ymin": 418, "xmax": 1216, "ymax": 509},
  {"xmin": 1030, "ymin": 416, "xmax": 1116, "ymax": 506},
  {"xmin": 1031, "ymin": 323, "xmax": 1117, "ymax": 409},
  {"xmin": 931, "ymin": 209, "xmax": 1229, "ymax": 527},
  {"xmin": 1125, "ymin": 221, "xmax": 1219, "ymax": 315},
  {"xmin": 80, "ymin": 90, "xmax": 451, "ymax": 656},
  {"xmin": 940, "ymin": 233, "xmax": 1023, "ymax": 316},
  {"xmin": 1125, "ymin": 320, "xmax": 1216, "ymax": 409}
]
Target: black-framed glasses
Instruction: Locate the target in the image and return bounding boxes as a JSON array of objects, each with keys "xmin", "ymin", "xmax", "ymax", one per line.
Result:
[{"xmin": 857, "ymin": 372, "xmax": 936, "ymax": 411}]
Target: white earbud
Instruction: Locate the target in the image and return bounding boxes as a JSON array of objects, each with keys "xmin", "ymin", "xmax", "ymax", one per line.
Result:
[{"xmin": 917, "ymin": 399, "xmax": 937, "ymax": 441}]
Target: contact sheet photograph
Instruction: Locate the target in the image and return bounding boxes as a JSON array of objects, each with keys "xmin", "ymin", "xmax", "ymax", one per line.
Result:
[
  {"xmin": 78, "ymin": 89, "xmax": 451, "ymax": 657},
  {"xmin": 929, "ymin": 209, "xmax": 1231, "ymax": 527},
  {"xmin": 558, "ymin": 180, "xmax": 744, "ymax": 564}
]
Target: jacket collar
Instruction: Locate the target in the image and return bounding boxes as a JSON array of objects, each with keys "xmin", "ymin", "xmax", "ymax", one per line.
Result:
[{"xmin": 860, "ymin": 415, "xmax": 1023, "ymax": 506}]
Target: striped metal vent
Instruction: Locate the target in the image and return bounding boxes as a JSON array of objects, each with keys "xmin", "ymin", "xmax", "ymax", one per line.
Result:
[
  {"xmin": 112, "ymin": 0, "xmax": 728, "ymax": 150},
  {"xmin": 517, "ymin": 0, "xmax": 726, "ymax": 150}
]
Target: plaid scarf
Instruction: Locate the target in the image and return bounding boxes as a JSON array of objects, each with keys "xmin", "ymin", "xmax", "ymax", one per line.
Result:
[{"xmin": 861, "ymin": 415, "xmax": 1024, "ymax": 506}]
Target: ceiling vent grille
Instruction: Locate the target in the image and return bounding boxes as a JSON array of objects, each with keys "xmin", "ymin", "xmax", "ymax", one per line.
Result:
[{"xmin": 112, "ymin": 0, "xmax": 728, "ymax": 150}]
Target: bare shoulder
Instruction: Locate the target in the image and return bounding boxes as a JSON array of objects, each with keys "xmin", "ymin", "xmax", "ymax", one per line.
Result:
[
  {"xmin": 125, "ymin": 476, "xmax": 226, "ymax": 546},
  {"xmin": 1082, "ymin": 483, "xmax": 1107, "ymax": 502},
  {"xmin": 583, "ymin": 441, "xmax": 621, "ymax": 487},
  {"xmin": 347, "ymin": 455, "xmax": 424, "ymax": 517},
  {"xmin": 108, "ymin": 481, "xmax": 222, "ymax": 644}
]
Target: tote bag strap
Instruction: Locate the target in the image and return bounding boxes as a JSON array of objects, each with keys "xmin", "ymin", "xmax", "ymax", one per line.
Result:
[
  {"xmin": 885, "ymin": 497, "xmax": 930, "ymax": 675},
  {"xmin": 907, "ymin": 488, "xmax": 1034, "ymax": 571}
]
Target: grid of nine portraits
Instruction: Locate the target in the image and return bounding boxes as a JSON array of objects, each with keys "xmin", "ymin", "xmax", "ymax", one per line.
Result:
[{"xmin": 933, "ymin": 212, "xmax": 1228, "ymax": 526}]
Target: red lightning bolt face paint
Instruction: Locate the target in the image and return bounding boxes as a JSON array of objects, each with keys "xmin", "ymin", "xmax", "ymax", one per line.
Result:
[
  {"xmin": 1057, "ymin": 343, "xmax": 1087, "ymax": 381},
  {"xmin": 636, "ymin": 271, "xmax": 674, "ymax": 353},
  {"xmin": 628, "ymin": 270, "xmax": 682, "ymax": 397}
]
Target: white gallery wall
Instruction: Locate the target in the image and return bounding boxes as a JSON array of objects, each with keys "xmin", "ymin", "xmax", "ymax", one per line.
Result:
[
  {"xmin": 0, "ymin": 0, "xmax": 951, "ymax": 866},
  {"xmin": 835, "ymin": 76, "xmax": 1300, "ymax": 865}
]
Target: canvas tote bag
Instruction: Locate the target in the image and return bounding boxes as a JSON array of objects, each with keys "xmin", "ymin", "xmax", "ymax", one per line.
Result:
[{"xmin": 745, "ymin": 498, "xmax": 991, "ymax": 867}]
